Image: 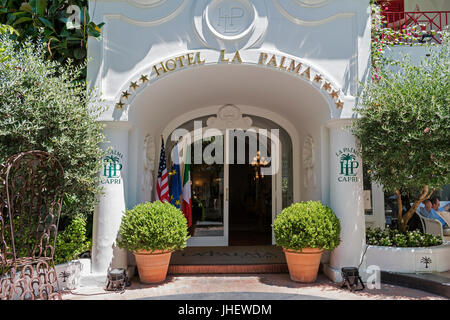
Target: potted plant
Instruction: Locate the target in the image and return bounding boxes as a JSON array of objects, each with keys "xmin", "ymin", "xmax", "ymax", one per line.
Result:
[
  {"xmin": 117, "ymin": 201, "xmax": 189, "ymax": 284},
  {"xmin": 272, "ymin": 201, "xmax": 341, "ymax": 283},
  {"xmin": 54, "ymin": 214, "xmax": 92, "ymax": 291}
]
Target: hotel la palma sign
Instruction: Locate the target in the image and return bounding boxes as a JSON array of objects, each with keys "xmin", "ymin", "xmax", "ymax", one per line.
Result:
[
  {"xmin": 101, "ymin": 150, "xmax": 124, "ymax": 185},
  {"xmin": 115, "ymin": 50, "xmax": 345, "ymax": 111},
  {"xmin": 336, "ymin": 147, "xmax": 360, "ymax": 183}
]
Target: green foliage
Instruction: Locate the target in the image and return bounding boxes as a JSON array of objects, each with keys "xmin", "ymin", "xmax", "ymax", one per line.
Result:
[
  {"xmin": 117, "ymin": 201, "xmax": 190, "ymax": 253},
  {"xmin": 0, "ymin": 24, "xmax": 17, "ymax": 61},
  {"xmin": 0, "ymin": 23, "xmax": 17, "ymax": 35},
  {"xmin": 272, "ymin": 201, "xmax": 341, "ymax": 251},
  {"xmin": 353, "ymin": 35, "xmax": 450, "ymax": 196},
  {"xmin": 54, "ymin": 215, "xmax": 91, "ymax": 265},
  {"xmin": 0, "ymin": 0, "xmax": 104, "ymax": 70},
  {"xmin": 366, "ymin": 227, "xmax": 443, "ymax": 247},
  {"xmin": 0, "ymin": 35, "xmax": 106, "ymax": 220}
]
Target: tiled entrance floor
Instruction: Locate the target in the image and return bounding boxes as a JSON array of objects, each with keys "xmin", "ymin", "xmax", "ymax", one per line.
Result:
[
  {"xmin": 62, "ymin": 273, "xmax": 447, "ymax": 300},
  {"xmin": 170, "ymin": 246, "xmax": 286, "ymax": 265},
  {"xmin": 169, "ymin": 246, "xmax": 288, "ymax": 274}
]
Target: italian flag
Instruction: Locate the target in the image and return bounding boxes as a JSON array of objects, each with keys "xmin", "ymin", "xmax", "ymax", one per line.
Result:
[{"xmin": 182, "ymin": 149, "xmax": 192, "ymax": 227}]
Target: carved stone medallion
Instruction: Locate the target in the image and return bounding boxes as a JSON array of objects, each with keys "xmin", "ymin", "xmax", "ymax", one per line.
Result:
[
  {"xmin": 205, "ymin": 0, "xmax": 256, "ymax": 40},
  {"xmin": 207, "ymin": 104, "xmax": 253, "ymax": 130}
]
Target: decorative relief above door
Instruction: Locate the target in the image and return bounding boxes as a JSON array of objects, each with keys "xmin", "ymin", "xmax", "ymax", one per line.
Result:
[
  {"xmin": 194, "ymin": 0, "xmax": 268, "ymax": 50},
  {"xmin": 205, "ymin": 0, "xmax": 256, "ymax": 40},
  {"xmin": 207, "ymin": 104, "xmax": 253, "ymax": 130}
]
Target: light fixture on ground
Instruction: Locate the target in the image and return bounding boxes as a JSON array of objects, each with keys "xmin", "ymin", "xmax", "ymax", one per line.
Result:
[
  {"xmin": 341, "ymin": 267, "xmax": 365, "ymax": 292},
  {"xmin": 106, "ymin": 268, "xmax": 129, "ymax": 292}
]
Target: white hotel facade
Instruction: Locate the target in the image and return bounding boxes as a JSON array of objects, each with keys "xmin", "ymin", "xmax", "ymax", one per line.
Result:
[{"xmin": 86, "ymin": 0, "xmax": 437, "ymax": 282}]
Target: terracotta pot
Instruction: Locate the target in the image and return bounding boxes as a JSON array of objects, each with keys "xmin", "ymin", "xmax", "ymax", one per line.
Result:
[
  {"xmin": 133, "ymin": 250, "xmax": 173, "ymax": 284},
  {"xmin": 283, "ymin": 248, "xmax": 323, "ymax": 283}
]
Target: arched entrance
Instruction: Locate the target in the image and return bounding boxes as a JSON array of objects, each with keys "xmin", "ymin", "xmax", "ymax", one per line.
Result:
[
  {"xmin": 163, "ymin": 111, "xmax": 294, "ymax": 247},
  {"xmin": 92, "ymin": 61, "xmax": 367, "ymax": 282}
]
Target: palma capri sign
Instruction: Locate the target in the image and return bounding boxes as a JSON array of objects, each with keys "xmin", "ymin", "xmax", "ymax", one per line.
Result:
[
  {"xmin": 336, "ymin": 147, "xmax": 359, "ymax": 183},
  {"xmin": 101, "ymin": 150, "xmax": 123, "ymax": 185},
  {"xmin": 115, "ymin": 50, "xmax": 345, "ymax": 111}
]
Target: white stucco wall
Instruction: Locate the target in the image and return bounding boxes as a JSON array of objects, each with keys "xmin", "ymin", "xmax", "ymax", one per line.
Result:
[
  {"xmin": 88, "ymin": 0, "xmax": 371, "ymax": 120},
  {"xmin": 87, "ymin": 0, "xmax": 372, "ymax": 280}
]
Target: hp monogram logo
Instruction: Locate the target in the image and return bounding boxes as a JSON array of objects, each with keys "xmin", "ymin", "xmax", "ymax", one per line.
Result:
[
  {"xmin": 207, "ymin": 0, "xmax": 254, "ymax": 38},
  {"xmin": 101, "ymin": 150, "xmax": 124, "ymax": 185},
  {"xmin": 336, "ymin": 148, "xmax": 360, "ymax": 183},
  {"xmin": 217, "ymin": 7, "xmax": 245, "ymax": 34},
  {"xmin": 195, "ymin": 0, "xmax": 267, "ymax": 48}
]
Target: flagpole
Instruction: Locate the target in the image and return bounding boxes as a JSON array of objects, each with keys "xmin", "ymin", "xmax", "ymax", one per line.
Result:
[{"xmin": 156, "ymin": 133, "xmax": 170, "ymax": 203}]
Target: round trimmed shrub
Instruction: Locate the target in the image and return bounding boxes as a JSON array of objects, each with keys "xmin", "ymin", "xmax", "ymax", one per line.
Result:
[
  {"xmin": 273, "ymin": 201, "xmax": 341, "ymax": 251},
  {"xmin": 117, "ymin": 201, "xmax": 190, "ymax": 252}
]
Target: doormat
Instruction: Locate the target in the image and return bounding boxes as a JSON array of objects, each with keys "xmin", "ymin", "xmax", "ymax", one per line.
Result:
[{"xmin": 170, "ymin": 246, "xmax": 286, "ymax": 265}]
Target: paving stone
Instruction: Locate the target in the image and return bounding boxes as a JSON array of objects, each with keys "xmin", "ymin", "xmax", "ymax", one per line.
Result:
[{"xmin": 62, "ymin": 274, "xmax": 447, "ymax": 300}]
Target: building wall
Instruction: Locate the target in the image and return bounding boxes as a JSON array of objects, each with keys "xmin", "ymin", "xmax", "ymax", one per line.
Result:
[
  {"xmin": 87, "ymin": 0, "xmax": 373, "ymax": 215},
  {"xmin": 87, "ymin": 0, "xmax": 372, "ymax": 121},
  {"xmin": 88, "ymin": 0, "xmax": 371, "ymax": 280}
]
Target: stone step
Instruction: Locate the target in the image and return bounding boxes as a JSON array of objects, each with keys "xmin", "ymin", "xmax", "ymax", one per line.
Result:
[{"xmin": 168, "ymin": 264, "xmax": 288, "ymax": 274}]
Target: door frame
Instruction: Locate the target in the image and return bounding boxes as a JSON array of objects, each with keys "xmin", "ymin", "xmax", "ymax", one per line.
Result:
[
  {"xmin": 181, "ymin": 128, "xmax": 281, "ymax": 247},
  {"xmin": 184, "ymin": 131, "xmax": 229, "ymax": 247}
]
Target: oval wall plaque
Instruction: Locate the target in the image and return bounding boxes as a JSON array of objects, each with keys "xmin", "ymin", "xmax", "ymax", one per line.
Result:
[{"xmin": 205, "ymin": 0, "xmax": 256, "ymax": 40}]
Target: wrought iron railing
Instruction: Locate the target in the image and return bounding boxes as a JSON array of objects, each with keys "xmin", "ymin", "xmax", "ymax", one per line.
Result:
[{"xmin": 382, "ymin": 11, "xmax": 449, "ymax": 43}]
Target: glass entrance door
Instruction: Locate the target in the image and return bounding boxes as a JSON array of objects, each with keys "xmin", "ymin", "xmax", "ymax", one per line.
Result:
[
  {"xmin": 228, "ymin": 134, "xmax": 273, "ymax": 246},
  {"xmin": 168, "ymin": 116, "xmax": 288, "ymax": 247},
  {"xmin": 186, "ymin": 130, "xmax": 279, "ymax": 247},
  {"xmin": 187, "ymin": 135, "xmax": 228, "ymax": 246}
]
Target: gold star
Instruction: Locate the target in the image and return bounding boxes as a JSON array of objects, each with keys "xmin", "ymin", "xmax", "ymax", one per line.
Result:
[
  {"xmin": 313, "ymin": 74, "xmax": 322, "ymax": 83},
  {"xmin": 330, "ymin": 90, "xmax": 339, "ymax": 99},
  {"xmin": 121, "ymin": 90, "xmax": 131, "ymax": 100},
  {"xmin": 130, "ymin": 81, "xmax": 139, "ymax": 91},
  {"xmin": 322, "ymin": 82, "xmax": 332, "ymax": 92},
  {"xmin": 168, "ymin": 170, "xmax": 176, "ymax": 176},
  {"xmin": 335, "ymin": 100, "xmax": 344, "ymax": 109},
  {"xmin": 116, "ymin": 101, "xmax": 125, "ymax": 109},
  {"xmin": 140, "ymin": 74, "xmax": 149, "ymax": 83}
]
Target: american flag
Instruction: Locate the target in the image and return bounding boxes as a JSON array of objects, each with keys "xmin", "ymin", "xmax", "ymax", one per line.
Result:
[{"xmin": 156, "ymin": 137, "xmax": 170, "ymax": 202}]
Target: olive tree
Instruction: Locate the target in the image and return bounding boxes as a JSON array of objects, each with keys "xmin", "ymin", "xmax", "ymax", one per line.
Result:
[
  {"xmin": 0, "ymin": 34, "xmax": 106, "ymax": 220},
  {"xmin": 353, "ymin": 34, "xmax": 450, "ymax": 232}
]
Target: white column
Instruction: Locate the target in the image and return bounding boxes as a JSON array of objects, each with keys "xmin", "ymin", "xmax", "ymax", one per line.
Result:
[
  {"xmin": 323, "ymin": 119, "xmax": 366, "ymax": 282},
  {"xmin": 91, "ymin": 122, "xmax": 131, "ymax": 275}
]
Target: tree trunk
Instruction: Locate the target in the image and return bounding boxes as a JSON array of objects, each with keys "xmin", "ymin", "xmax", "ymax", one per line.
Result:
[
  {"xmin": 395, "ymin": 190, "xmax": 406, "ymax": 232},
  {"xmin": 397, "ymin": 185, "xmax": 433, "ymax": 232}
]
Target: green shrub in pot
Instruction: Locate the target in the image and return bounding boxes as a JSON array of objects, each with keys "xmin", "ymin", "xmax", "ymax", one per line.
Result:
[
  {"xmin": 117, "ymin": 201, "xmax": 190, "ymax": 252},
  {"xmin": 273, "ymin": 201, "xmax": 341, "ymax": 282},
  {"xmin": 273, "ymin": 201, "xmax": 341, "ymax": 251}
]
